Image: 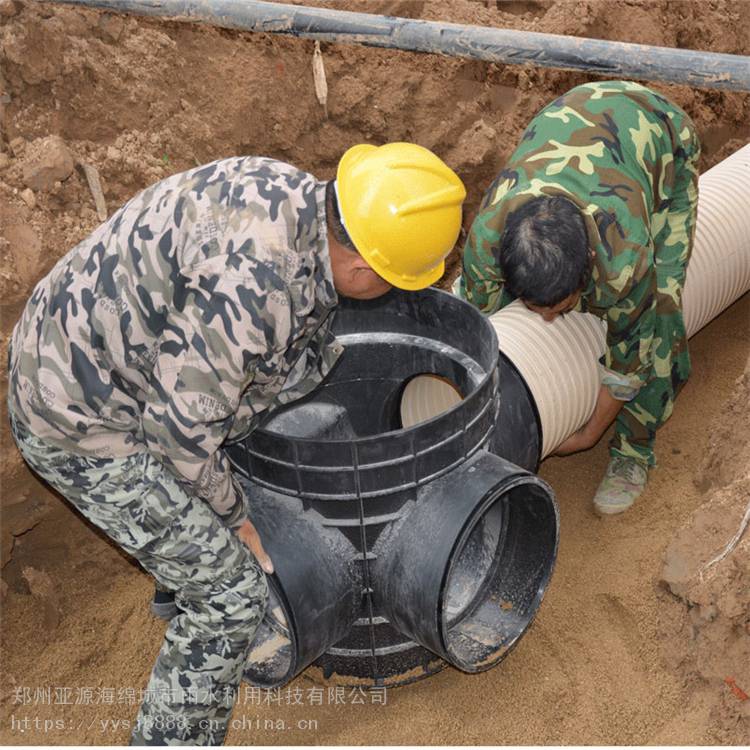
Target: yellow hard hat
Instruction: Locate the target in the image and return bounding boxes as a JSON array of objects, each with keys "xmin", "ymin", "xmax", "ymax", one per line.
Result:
[{"xmin": 336, "ymin": 142, "xmax": 466, "ymax": 291}]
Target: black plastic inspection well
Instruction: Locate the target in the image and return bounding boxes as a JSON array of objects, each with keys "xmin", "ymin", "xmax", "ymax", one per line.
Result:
[{"xmin": 226, "ymin": 287, "xmax": 559, "ymax": 688}]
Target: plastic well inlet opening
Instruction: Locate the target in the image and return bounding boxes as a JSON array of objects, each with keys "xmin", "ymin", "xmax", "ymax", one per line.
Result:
[
  {"xmin": 440, "ymin": 481, "xmax": 557, "ymax": 672},
  {"xmin": 259, "ymin": 291, "xmax": 491, "ymax": 442},
  {"xmin": 245, "ymin": 581, "xmax": 295, "ymax": 688},
  {"xmin": 262, "ymin": 370, "xmax": 469, "ymax": 441},
  {"xmin": 400, "ymin": 374, "xmax": 464, "ymax": 429}
]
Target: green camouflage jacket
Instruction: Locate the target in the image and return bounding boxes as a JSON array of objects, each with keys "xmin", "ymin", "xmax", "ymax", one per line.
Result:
[
  {"xmin": 457, "ymin": 80, "xmax": 699, "ymax": 397},
  {"xmin": 9, "ymin": 158, "xmax": 342, "ymax": 526}
]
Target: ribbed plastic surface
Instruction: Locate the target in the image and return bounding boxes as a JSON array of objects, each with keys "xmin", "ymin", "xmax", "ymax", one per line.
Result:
[
  {"xmin": 401, "ymin": 375, "xmax": 462, "ymax": 429},
  {"xmin": 402, "ymin": 144, "xmax": 750, "ymax": 458},
  {"xmin": 489, "ymin": 303, "xmax": 605, "ymax": 457},
  {"xmin": 683, "ymin": 144, "xmax": 750, "ymax": 337}
]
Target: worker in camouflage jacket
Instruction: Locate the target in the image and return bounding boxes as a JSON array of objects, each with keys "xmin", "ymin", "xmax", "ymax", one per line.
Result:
[
  {"xmin": 457, "ymin": 80, "xmax": 699, "ymax": 515},
  {"xmin": 8, "ymin": 143, "xmax": 465, "ymax": 744}
]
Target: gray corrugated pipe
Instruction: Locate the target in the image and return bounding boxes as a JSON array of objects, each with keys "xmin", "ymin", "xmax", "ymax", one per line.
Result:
[{"xmin": 402, "ymin": 143, "xmax": 750, "ymax": 461}]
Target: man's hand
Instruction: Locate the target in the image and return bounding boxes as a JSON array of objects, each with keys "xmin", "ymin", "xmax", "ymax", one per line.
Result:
[
  {"xmin": 555, "ymin": 427, "xmax": 596, "ymax": 456},
  {"xmin": 554, "ymin": 385, "xmax": 625, "ymax": 457},
  {"xmin": 235, "ymin": 519, "xmax": 274, "ymax": 575}
]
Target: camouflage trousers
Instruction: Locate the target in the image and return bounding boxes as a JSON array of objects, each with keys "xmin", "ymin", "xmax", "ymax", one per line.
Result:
[
  {"xmin": 8, "ymin": 411, "xmax": 267, "ymax": 746},
  {"xmin": 609, "ymin": 123, "xmax": 700, "ymax": 468}
]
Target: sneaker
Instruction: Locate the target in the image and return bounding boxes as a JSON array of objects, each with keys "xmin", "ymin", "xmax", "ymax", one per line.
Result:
[
  {"xmin": 150, "ymin": 587, "xmax": 178, "ymax": 620},
  {"xmin": 593, "ymin": 456, "xmax": 648, "ymax": 515}
]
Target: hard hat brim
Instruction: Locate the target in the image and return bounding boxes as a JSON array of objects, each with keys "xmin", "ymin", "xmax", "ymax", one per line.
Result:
[{"xmin": 366, "ymin": 257, "xmax": 445, "ymax": 291}]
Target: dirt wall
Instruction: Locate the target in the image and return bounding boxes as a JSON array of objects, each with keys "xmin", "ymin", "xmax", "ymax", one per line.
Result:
[{"xmin": 660, "ymin": 360, "xmax": 750, "ymax": 742}]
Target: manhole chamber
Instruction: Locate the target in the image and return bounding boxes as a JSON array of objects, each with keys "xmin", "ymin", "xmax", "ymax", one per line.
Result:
[{"xmin": 226, "ymin": 287, "xmax": 559, "ymax": 687}]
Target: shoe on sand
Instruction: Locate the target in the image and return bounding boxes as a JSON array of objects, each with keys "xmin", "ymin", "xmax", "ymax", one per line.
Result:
[
  {"xmin": 150, "ymin": 587, "xmax": 178, "ymax": 620},
  {"xmin": 593, "ymin": 456, "xmax": 648, "ymax": 515}
]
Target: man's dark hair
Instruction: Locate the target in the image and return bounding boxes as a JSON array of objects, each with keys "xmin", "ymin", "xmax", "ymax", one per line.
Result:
[
  {"xmin": 500, "ymin": 195, "xmax": 591, "ymax": 307},
  {"xmin": 325, "ymin": 180, "xmax": 358, "ymax": 253}
]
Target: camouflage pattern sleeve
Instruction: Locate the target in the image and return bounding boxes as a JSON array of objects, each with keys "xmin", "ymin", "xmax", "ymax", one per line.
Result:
[
  {"xmin": 456, "ymin": 182, "xmax": 519, "ymax": 314},
  {"xmin": 599, "ymin": 242, "xmax": 657, "ymax": 395},
  {"xmin": 142, "ymin": 253, "xmax": 294, "ymax": 527},
  {"xmin": 455, "ymin": 210, "xmax": 505, "ymax": 314}
]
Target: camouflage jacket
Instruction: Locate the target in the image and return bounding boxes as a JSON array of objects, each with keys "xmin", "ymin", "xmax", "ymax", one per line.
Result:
[
  {"xmin": 9, "ymin": 158, "xmax": 342, "ymax": 526},
  {"xmin": 457, "ymin": 80, "xmax": 700, "ymax": 396}
]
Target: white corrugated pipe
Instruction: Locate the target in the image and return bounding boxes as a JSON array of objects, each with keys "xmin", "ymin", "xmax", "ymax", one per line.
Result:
[{"xmin": 401, "ymin": 143, "xmax": 750, "ymax": 459}]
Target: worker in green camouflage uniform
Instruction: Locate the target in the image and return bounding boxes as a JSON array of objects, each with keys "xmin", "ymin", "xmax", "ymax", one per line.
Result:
[
  {"xmin": 8, "ymin": 144, "xmax": 465, "ymax": 744},
  {"xmin": 456, "ymin": 80, "xmax": 699, "ymax": 514}
]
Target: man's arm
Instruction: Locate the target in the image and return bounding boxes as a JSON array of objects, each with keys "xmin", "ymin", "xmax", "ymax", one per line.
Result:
[
  {"xmin": 555, "ymin": 244, "xmax": 657, "ymax": 455},
  {"xmin": 141, "ymin": 254, "xmax": 293, "ymax": 570},
  {"xmin": 555, "ymin": 385, "xmax": 624, "ymax": 455},
  {"xmin": 456, "ymin": 204, "xmax": 516, "ymax": 314}
]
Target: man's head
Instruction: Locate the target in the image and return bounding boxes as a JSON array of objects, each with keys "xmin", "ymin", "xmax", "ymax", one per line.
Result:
[
  {"xmin": 327, "ymin": 143, "xmax": 466, "ymax": 300},
  {"xmin": 500, "ymin": 195, "xmax": 592, "ymax": 322}
]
